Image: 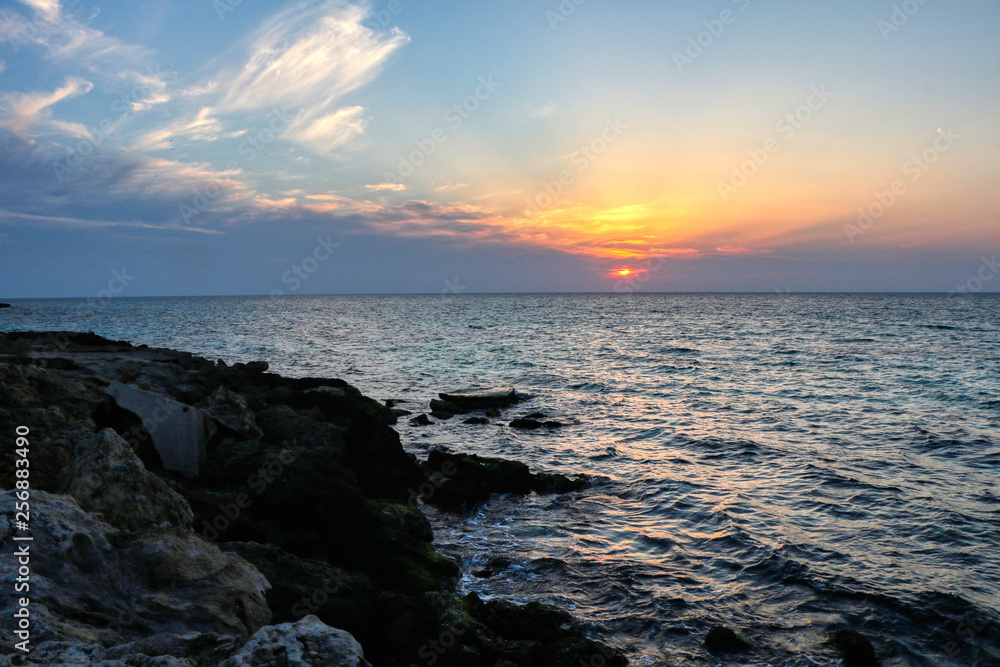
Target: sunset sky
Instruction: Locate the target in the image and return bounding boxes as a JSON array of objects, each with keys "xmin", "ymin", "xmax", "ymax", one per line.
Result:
[{"xmin": 1, "ymin": 0, "xmax": 998, "ymax": 296}]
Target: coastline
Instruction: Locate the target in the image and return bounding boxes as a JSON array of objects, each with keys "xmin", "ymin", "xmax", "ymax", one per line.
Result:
[{"xmin": 0, "ymin": 331, "xmax": 627, "ymax": 666}]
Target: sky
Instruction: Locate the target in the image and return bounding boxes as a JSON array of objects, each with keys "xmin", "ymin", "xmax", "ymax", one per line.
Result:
[{"xmin": 0, "ymin": 0, "xmax": 998, "ymax": 297}]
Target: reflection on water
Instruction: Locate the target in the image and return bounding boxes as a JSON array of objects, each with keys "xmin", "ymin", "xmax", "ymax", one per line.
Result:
[{"xmin": 5, "ymin": 293, "xmax": 1000, "ymax": 665}]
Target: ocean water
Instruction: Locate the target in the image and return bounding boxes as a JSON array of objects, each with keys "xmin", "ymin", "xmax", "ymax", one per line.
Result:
[{"xmin": 4, "ymin": 293, "xmax": 999, "ymax": 665}]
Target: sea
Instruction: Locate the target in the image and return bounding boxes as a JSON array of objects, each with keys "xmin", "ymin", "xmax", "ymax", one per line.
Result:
[{"xmin": 3, "ymin": 293, "xmax": 999, "ymax": 666}]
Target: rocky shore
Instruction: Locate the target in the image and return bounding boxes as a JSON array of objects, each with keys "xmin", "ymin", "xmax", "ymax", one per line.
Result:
[{"xmin": 0, "ymin": 331, "xmax": 627, "ymax": 666}]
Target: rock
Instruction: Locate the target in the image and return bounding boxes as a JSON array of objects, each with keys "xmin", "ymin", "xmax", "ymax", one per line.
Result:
[
  {"xmin": 828, "ymin": 628, "xmax": 880, "ymax": 667},
  {"xmin": 424, "ymin": 450, "xmax": 588, "ymax": 510},
  {"xmin": 391, "ymin": 408, "xmax": 412, "ymax": 418},
  {"xmin": 485, "ymin": 408, "xmax": 502, "ymax": 418},
  {"xmin": 463, "ymin": 417, "xmax": 490, "ymax": 425},
  {"xmin": 481, "ymin": 599, "xmax": 627, "ymax": 667},
  {"xmin": 430, "ymin": 398, "xmax": 461, "ymax": 414},
  {"xmin": 0, "ymin": 303, "xmax": 10, "ymax": 308},
  {"xmin": 410, "ymin": 413, "xmax": 433, "ymax": 426},
  {"xmin": 438, "ymin": 387, "xmax": 519, "ymax": 411},
  {"xmin": 704, "ymin": 625, "xmax": 751, "ymax": 653},
  {"xmin": 509, "ymin": 418, "xmax": 544, "ymax": 430},
  {"xmin": 473, "ymin": 556, "xmax": 512, "ymax": 578},
  {"xmin": 543, "ymin": 421, "xmax": 564, "ymax": 429},
  {"xmin": 0, "ymin": 491, "xmax": 270, "ymax": 649},
  {"xmin": 220, "ymin": 615, "xmax": 370, "ymax": 667},
  {"xmin": 203, "ymin": 386, "xmax": 264, "ymax": 440},
  {"xmin": 105, "ymin": 381, "xmax": 216, "ymax": 478},
  {"xmin": 67, "ymin": 428, "xmax": 194, "ymax": 531},
  {"xmin": 221, "ymin": 542, "xmax": 376, "ymax": 639}
]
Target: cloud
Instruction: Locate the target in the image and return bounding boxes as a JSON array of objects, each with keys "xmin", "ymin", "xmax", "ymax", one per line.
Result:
[
  {"xmin": 285, "ymin": 105, "xmax": 367, "ymax": 154},
  {"xmin": 366, "ymin": 183, "xmax": 407, "ymax": 192},
  {"xmin": 203, "ymin": 0, "xmax": 408, "ymax": 154},
  {"xmin": 0, "ymin": 76, "xmax": 93, "ymax": 138},
  {"xmin": 0, "ymin": 60, "xmax": 6, "ymax": 74},
  {"xmin": 132, "ymin": 107, "xmax": 223, "ymax": 151},
  {"xmin": 17, "ymin": 0, "xmax": 60, "ymax": 22}
]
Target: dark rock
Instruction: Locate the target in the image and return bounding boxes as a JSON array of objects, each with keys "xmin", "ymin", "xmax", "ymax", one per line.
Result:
[
  {"xmin": 431, "ymin": 411, "xmax": 455, "ymax": 420},
  {"xmin": 509, "ymin": 418, "xmax": 545, "ymax": 429},
  {"xmin": 829, "ymin": 628, "xmax": 880, "ymax": 667},
  {"xmin": 424, "ymin": 449, "xmax": 589, "ymax": 510},
  {"xmin": 463, "ymin": 417, "xmax": 490, "ymax": 425},
  {"xmin": 430, "ymin": 398, "xmax": 461, "ymax": 414},
  {"xmin": 438, "ymin": 387, "xmax": 520, "ymax": 412},
  {"xmin": 391, "ymin": 408, "xmax": 412, "ymax": 418},
  {"xmin": 473, "ymin": 556, "xmax": 512, "ymax": 578},
  {"xmin": 543, "ymin": 420, "xmax": 564, "ymax": 429},
  {"xmin": 485, "ymin": 407, "xmax": 502, "ymax": 418},
  {"xmin": 203, "ymin": 385, "xmax": 264, "ymax": 440},
  {"xmin": 0, "ymin": 303, "xmax": 10, "ymax": 308},
  {"xmin": 704, "ymin": 625, "xmax": 751, "ymax": 653},
  {"xmin": 221, "ymin": 541, "xmax": 376, "ymax": 639},
  {"xmin": 410, "ymin": 413, "xmax": 433, "ymax": 426}
]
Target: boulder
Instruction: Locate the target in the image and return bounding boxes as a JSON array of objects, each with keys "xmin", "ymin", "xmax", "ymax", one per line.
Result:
[
  {"xmin": 104, "ymin": 381, "xmax": 216, "ymax": 478},
  {"xmin": 463, "ymin": 417, "xmax": 490, "ymax": 425},
  {"xmin": 0, "ymin": 303, "xmax": 10, "ymax": 309},
  {"xmin": 0, "ymin": 491, "xmax": 270, "ymax": 649},
  {"xmin": 219, "ymin": 615, "xmax": 370, "ymax": 667},
  {"xmin": 67, "ymin": 428, "xmax": 194, "ymax": 531},
  {"xmin": 509, "ymin": 419, "xmax": 544, "ymax": 430},
  {"xmin": 203, "ymin": 386, "xmax": 264, "ymax": 440},
  {"xmin": 410, "ymin": 414, "xmax": 433, "ymax": 426},
  {"xmin": 438, "ymin": 388, "xmax": 519, "ymax": 412}
]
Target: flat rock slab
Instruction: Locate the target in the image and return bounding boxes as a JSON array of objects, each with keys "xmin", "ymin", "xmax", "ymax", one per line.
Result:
[
  {"xmin": 438, "ymin": 387, "xmax": 519, "ymax": 410},
  {"xmin": 105, "ymin": 381, "xmax": 215, "ymax": 478}
]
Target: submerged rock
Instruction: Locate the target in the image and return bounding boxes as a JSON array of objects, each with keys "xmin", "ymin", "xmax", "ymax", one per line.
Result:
[
  {"xmin": 704, "ymin": 625, "xmax": 751, "ymax": 653},
  {"xmin": 463, "ymin": 417, "xmax": 490, "ymax": 425},
  {"xmin": 828, "ymin": 628, "xmax": 880, "ymax": 667},
  {"xmin": 410, "ymin": 413, "xmax": 433, "ymax": 426}
]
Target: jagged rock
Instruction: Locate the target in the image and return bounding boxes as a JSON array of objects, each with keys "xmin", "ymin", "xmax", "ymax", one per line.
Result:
[
  {"xmin": 438, "ymin": 388, "xmax": 519, "ymax": 412},
  {"xmin": 480, "ymin": 598, "xmax": 627, "ymax": 667},
  {"xmin": 473, "ymin": 556, "xmax": 512, "ymax": 579},
  {"xmin": 67, "ymin": 428, "xmax": 194, "ymax": 531},
  {"xmin": 410, "ymin": 414, "xmax": 433, "ymax": 426},
  {"xmin": 220, "ymin": 542, "xmax": 376, "ymax": 639},
  {"xmin": 0, "ymin": 491, "xmax": 270, "ymax": 650},
  {"xmin": 828, "ymin": 628, "xmax": 880, "ymax": 667},
  {"xmin": 430, "ymin": 398, "xmax": 460, "ymax": 415},
  {"xmin": 424, "ymin": 450, "xmax": 589, "ymax": 510},
  {"xmin": 203, "ymin": 386, "xmax": 264, "ymax": 440},
  {"xmin": 704, "ymin": 625, "xmax": 751, "ymax": 653},
  {"xmin": 105, "ymin": 382, "xmax": 216, "ymax": 478},
  {"xmin": 219, "ymin": 615, "xmax": 370, "ymax": 667}
]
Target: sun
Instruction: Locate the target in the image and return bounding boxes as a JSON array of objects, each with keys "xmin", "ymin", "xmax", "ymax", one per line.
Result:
[{"xmin": 616, "ymin": 269, "xmax": 633, "ymax": 276}]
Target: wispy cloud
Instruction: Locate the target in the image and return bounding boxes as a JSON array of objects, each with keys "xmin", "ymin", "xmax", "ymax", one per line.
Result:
[
  {"xmin": 199, "ymin": 0, "xmax": 408, "ymax": 155},
  {"xmin": 366, "ymin": 182, "xmax": 407, "ymax": 192},
  {"xmin": 0, "ymin": 76, "xmax": 93, "ymax": 138}
]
